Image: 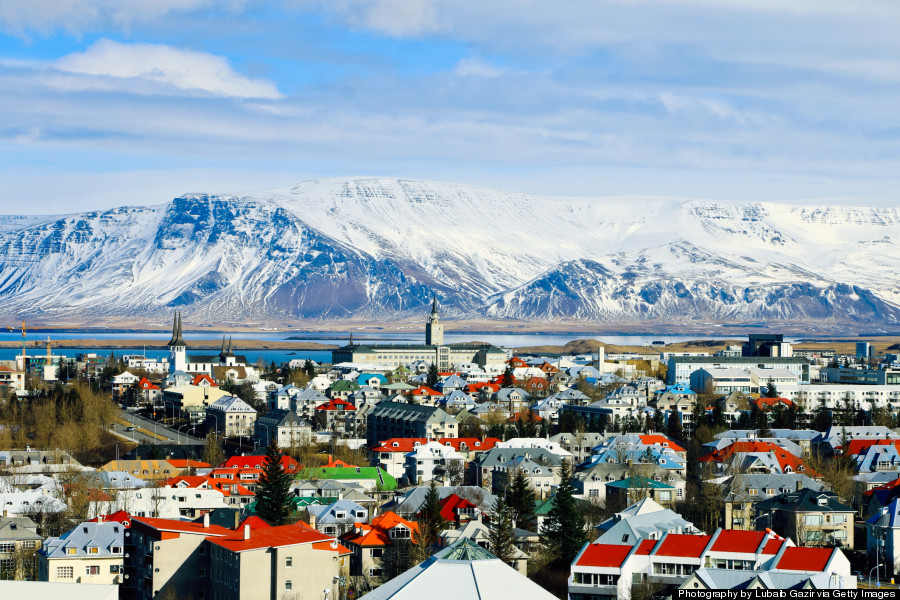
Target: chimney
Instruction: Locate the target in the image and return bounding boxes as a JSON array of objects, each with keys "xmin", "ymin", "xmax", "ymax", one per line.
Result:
[
  {"xmin": 202, "ymin": 513, "xmax": 210, "ymax": 528},
  {"xmin": 243, "ymin": 524, "xmax": 250, "ymax": 540}
]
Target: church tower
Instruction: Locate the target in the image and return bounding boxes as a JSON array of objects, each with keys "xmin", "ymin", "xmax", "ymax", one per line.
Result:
[
  {"xmin": 425, "ymin": 296, "xmax": 444, "ymax": 346},
  {"xmin": 167, "ymin": 311, "xmax": 188, "ymax": 373}
]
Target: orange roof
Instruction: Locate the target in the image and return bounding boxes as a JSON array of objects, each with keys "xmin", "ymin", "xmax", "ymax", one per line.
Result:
[
  {"xmin": 370, "ymin": 438, "xmax": 427, "ymax": 453},
  {"xmin": 466, "ymin": 382, "xmax": 500, "ymax": 393},
  {"xmin": 638, "ymin": 434, "xmax": 686, "ymax": 453},
  {"xmin": 654, "ymin": 534, "xmax": 711, "ymax": 558},
  {"xmin": 136, "ymin": 377, "xmax": 160, "ymax": 390},
  {"xmin": 776, "ymin": 547, "xmax": 834, "ymax": 571},
  {"xmin": 864, "ymin": 476, "xmax": 900, "ymax": 497},
  {"xmin": 698, "ymin": 441, "xmax": 818, "ymax": 477},
  {"xmin": 89, "ymin": 510, "xmax": 133, "ymax": 526},
  {"xmin": 576, "ymin": 544, "xmax": 633, "ymax": 568},
  {"xmin": 238, "ymin": 516, "xmax": 271, "ymax": 530},
  {"xmin": 751, "ymin": 397, "xmax": 794, "ymax": 409},
  {"xmin": 323, "ymin": 455, "xmax": 358, "ymax": 469},
  {"xmin": 439, "ymin": 437, "xmax": 501, "ymax": 452},
  {"xmin": 710, "ymin": 530, "xmax": 767, "ymax": 553},
  {"xmin": 341, "ymin": 511, "xmax": 419, "ymax": 547},
  {"xmin": 166, "ymin": 475, "xmax": 208, "ymax": 488},
  {"xmin": 210, "ymin": 523, "xmax": 349, "ymax": 553}
]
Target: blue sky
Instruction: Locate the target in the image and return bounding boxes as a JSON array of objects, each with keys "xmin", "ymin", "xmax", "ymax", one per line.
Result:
[{"xmin": 2, "ymin": 0, "xmax": 900, "ymax": 213}]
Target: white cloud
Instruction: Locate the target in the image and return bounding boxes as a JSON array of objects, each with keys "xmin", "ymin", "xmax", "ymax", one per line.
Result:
[
  {"xmin": 452, "ymin": 57, "xmax": 504, "ymax": 78},
  {"xmin": 0, "ymin": 0, "xmax": 241, "ymax": 34},
  {"xmin": 53, "ymin": 39, "xmax": 282, "ymax": 99}
]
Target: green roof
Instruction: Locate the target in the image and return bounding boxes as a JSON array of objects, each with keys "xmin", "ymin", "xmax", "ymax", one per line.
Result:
[
  {"xmin": 331, "ymin": 380, "xmax": 361, "ymax": 391},
  {"xmin": 434, "ymin": 538, "xmax": 498, "ymax": 561},
  {"xmin": 304, "ymin": 466, "xmax": 398, "ymax": 491},
  {"xmin": 534, "ymin": 496, "xmax": 555, "ymax": 516},
  {"xmin": 605, "ymin": 476, "xmax": 674, "ymax": 489},
  {"xmin": 246, "ymin": 496, "xmax": 333, "ymax": 514}
]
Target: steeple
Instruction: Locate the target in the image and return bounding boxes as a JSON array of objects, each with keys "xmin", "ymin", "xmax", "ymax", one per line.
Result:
[
  {"xmin": 425, "ymin": 296, "xmax": 443, "ymax": 346},
  {"xmin": 167, "ymin": 311, "xmax": 187, "ymax": 347},
  {"xmin": 431, "ymin": 296, "xmax": 439, "ymax": 317}
]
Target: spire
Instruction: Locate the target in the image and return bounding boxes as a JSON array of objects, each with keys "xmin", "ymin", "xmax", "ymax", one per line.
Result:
[
  {"xmin": 226, "ymin": 336, "xmax": 234, "ymax": 356},
  {"xmin": 219, "ymin": 336, "xmax": 227, "ymax": 359},
  {"xmin": 167, "ymin": 311, "xmax": 187, "ymax": 347},
  {"xmin": 431, "ymin": 295, "xmax": 439, "ymax": 315}
]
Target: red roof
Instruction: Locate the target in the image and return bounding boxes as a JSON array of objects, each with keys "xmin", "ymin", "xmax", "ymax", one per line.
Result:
[
  {"xmin": 844, "ymin": 439, "xmax": 900, "ymax": 456},
  {"xmin": 340, "ymin": 511, "xmax": 419, "ymax": 547},
  {"xmin": 323, "ymin": 455, "xmax": 358, "ymax": 469},
  {"xmin": 508, "ymin": 357, "xmax": 528, "ymax": 368},
  {"xmin": 654, "ymin": 534, "xmax": 711, "ymax": 558},
  {"xmin": 136, "ymin": 377, "xmax": 160, "ymax": 390},
  {"xmin": 466, "ymin": 382, "xmax": 500, "ymax": 393},
  {"xmin": 191, "ymin": 374, "xmax": 218, "ymax": 386},
  {"xmin": 576, "ymin": 544, "xmax": 633, "ymax": 568},
  {"xmin": 316, "ymin": 398, "xmax": 356, "ymax": 412},
  {"xmin": 411, "ymin": 386, "xmax": 442, "ymax": 397},
  {"xmin": 507, "ymin": 411, "xmax": 542, "ymax": 422},
  {"xmin": 751, "ymin": 397, "xmax": 794, "ymax": 410},
  {"xmin": 371, "ymin": 437, "xmax": 500, "ymax": 453},
  {"xmin": 762, "ymin": 538, "xmax": 785, "ymax": 555},
  {"xmin": 636, "ymin": 539, "xmax": 657, "ymax": 555},
  {"xmin": 370, "ymin": 438, "xmax": 427, "ymax": 453},
  {"xmin": 776, "ymin": 547, "xmax": 834, "ymax": 571},
  {"xmin": 436, "ymin": 494, "xmax": 477, "ymax": 523},
  {"xmin": 89, "ymin": 510, "xmax": 133, "ymax": 527},
  {"xmin": 222, "ymin": 455, "xmax": 301, "ymax": 474},
  {"xmin": 210, "ymin": 523, "xmax": 349, "ymax": 553},
  {"xmin": 710, "ymin": 530, "xmax": 767, "ymax": 553},
  {"xmin": 863, "ymin": 476, "xmax": 900, "ymax": 497},
  {"xmin": 132, "ymin": 517, "xmax": 234, "ymax": 537},
  {"xmin": 638, "ymin": 434, "xmax": 686, "ymax": 453}
]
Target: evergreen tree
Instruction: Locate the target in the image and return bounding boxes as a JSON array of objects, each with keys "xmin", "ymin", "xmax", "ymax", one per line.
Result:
[
  {"xmin": 255, "ymin": 440, "xmax": 294, "ymax": 526},
  {"xmin": 652, "ymin": 408, "xmax": 665, "ymax": 433},
  {"xmin": 763, "ymin": 379, "xmax": 779, "ymax": 398},
  {"xmin": 426, "ymin": 363, "xmax": 440, "ymax": 388},
  {"xmin": 303, "ymin": 359, "xmax": 316, "ymax": 379},
  {"xmin": 665, "ymin": 411, "xmax": 683, "ymax": 442},
  {"xmin": 540, "ymin": 461, "xmax": 586, "ymax": 563},
  {"xmin": 753, "ymin": 405, "xmax": 772, "ymax": 438},
  {"xmin": 489, "ymin": 497, "xmax": 516, "ymax": 565},
  {"xmin": 503, "ymin": 364, "xmax": 516, "ymax": 387},
  {"xmin": 415, "ymin": 481, "xmax": 448, "ymax": 557},
  {"xmin": 507, "ymin": 468, "xmax": 536, "ymax": 531}
]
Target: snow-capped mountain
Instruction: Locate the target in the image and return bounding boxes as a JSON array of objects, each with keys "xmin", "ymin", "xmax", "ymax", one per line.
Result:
[{"xmin": 1, "ymin": 177, "xmax": 898, "ymax": 327}]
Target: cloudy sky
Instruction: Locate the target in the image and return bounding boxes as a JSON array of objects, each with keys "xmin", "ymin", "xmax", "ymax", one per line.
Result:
[{"xmin": 2, "ymin": 0, "xmax": 900, "ymax": 213}]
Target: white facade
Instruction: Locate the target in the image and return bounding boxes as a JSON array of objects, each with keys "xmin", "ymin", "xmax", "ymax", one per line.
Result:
[{"xmin": 404, "ymin": 441, "xmax": 464, "ymax": 485}]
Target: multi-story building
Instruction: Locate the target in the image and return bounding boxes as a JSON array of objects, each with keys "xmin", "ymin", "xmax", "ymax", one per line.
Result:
[
  {"xmin": 254, "ymin": 409, "xmax": 313, "ymax": 449},
  {"xmin": 666, "ymin": 355, "xmax": 810, "ymax": 386},
  {"xmin": 366, "ymin": 402, "xmax": 458, "ymax": 446},
  {"xmin": 207, "ymin": 522, "xmax": 350, "ymax": 600},
  {"xmin": 753, "ymin": 489, "xmax": 854, "ymax": 548},
  {"xmin": 38, "ymin": 521, "xmax": 125, "ymax": 585},
  {"xmin": 206, "ymin": 395, "xmax": 257, "ymax": 438},
  {"xmin": 720, "ymin": 473, "xmax": 822, "ymax": 531},
  {"xmin": 162, "ymin": 383, "xmax": 231, "ymax": 424},
  {"xmin": 340, "ymin": 511, "xmax": 419, "ymax": 581},
  {"xmin": 865, "ymin": 498, "xmax": 900, "ymax": 578},
  {"xmin": 403, "ymin": 441, "xmax": 465, "ymax": 486},
  {"xmin": 0, "ymin": 516, "xmax": 41, "ymax": 580}
]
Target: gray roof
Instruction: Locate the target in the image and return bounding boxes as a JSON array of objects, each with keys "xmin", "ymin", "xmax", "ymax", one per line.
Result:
[
  {"xmin": 668, "ymin": 356, "xmax": 809, "ymax": 365},
  {"xmin": 0, "ymin": 516, "xmax": 40, "ymax": 541},
  {"xmin": 721, "ymin": 474, "xmax": 822, "ymax": 502},
  {"xmin": 41, "ymin": 521, "xmax": 125, "ymax": 559},
  {"xmin": 389, "ymin": 485, "xmax": 498, "ymax": 516},
  {"xmin": 476, "ymin": 447, "xmax": 564, "ymax": 469},
  {"xmin": 259, "ymin": 409, "xmax": 312, "ymax": 428},
  {"xmin": 306, "ymin": 499, "xmax": 367, "ymax": 524},
  {"xmin": 753, "ymin": 488, "xmax": 853, "ymax": 514},
  {"xmin": 370, "ymin": 401, "xmax": 457, "ymax": 425}
]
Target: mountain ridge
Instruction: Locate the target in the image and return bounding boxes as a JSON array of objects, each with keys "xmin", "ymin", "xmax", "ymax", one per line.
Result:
[{"xmin": 1, "ymin": 177, "xmax": 898, "ymax": 328}]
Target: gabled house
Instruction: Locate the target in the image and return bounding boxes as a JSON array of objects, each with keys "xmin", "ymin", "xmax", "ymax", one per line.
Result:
[
  {"xmin": 753, "ymin": 489, "xmax": 854, "ymax": 548},
  {"xmin": 865, "ymin": 497, "xmax": 900, "ymax": 577},
  {"xmin": 38, "ymin": 520, "xmax": 125, "ymax": 585},
  {"xmin": 340, "ymin": 511, "xmax": 419, "ymax": 580},
  {"xmin": 307, "ymin": 499, "xmax": 369, "ymax": 537}
]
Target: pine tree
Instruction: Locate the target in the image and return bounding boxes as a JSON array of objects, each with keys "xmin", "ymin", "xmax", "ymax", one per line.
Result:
[
  {"xmin": 665, "ymin": 410, "xmax": 683, "ymax": 442},
  {"xmin": 503, "ymin": 364, "xmax": 515, "ymax": 387},
  {"xmin": 507, "ymin": 468, "xmax": 536, "ymax": 531},
  {"xmin": 414, "ymin": 481, "xmax": 447, "ymax": 559},
  {"xmin": 426, "ymin": 363, "xmax": 440, "ymax": 388},
  {"xmin": 255, "ymin": 440, "xmax": 293, "ymax": 526},
  {"xmin": 489, "ymin": 496, "xmax": 516, "ymax": 565},
  {"xmin": 763, "ymin": 379, "xmax": 779, "ymax": 398},
  {"xmin": 540, "ymin": 461, "xmax": 586, "ymax": 563}
]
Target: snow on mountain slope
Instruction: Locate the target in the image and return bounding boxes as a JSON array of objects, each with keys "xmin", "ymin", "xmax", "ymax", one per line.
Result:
[{"xmin": 0, "ymin": 177, "xmax": 898, "ymax": 325}]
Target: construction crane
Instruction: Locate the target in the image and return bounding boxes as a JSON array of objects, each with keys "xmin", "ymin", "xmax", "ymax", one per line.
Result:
[{"xmin": 6, "ymin": 319, "xmax": 27, "ymax": 368}]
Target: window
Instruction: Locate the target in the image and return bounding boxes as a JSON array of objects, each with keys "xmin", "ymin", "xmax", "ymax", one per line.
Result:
[
  {"xmin": 66, "ymin": 547, "xmax": 77, "ymax": 555},
  {"xmin": 86, "ymin": 565, "xmax": 100, "ymax": 575},
  {"xmin": 285, "ymin": 557, "xmax": 292, "ymax": 568},
  {"xmin": 88, "ymin": 547, "xmax": 99, "ymax": 554},
  {"xmin": 285, "ymin": 581, "xmax": 293, "ymax": 591},
  {"xmin": 0, "ymin": 542, "xmax": 14, "ymax": 553},
  {"xmin": 57, "ymin": 566, "xmax": 74, "ymax": 579},
  {"xmin": 110, "ymin": 565, "xmax": 121, "ymax": 574},
  {"xmin": 369, "ymin": 568, "xmax": 383, "ymax": 577},
  {"xmin": 370, "ymin": 548, "xmax": 383, "ymax": 558}
]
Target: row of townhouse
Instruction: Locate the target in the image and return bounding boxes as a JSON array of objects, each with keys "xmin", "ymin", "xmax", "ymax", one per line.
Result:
[{"xmin": 569, "ymin": 529, "xmax": 855, "ymax": 600}]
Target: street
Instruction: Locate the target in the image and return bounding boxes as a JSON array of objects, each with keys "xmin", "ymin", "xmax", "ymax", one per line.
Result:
[{"xmin": 113, "ymin": 408, "xmax": 205, "ymax": 446}]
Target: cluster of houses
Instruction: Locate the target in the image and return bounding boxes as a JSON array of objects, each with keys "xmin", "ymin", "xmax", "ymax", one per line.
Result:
[{"xmin": 5, "ymin": 313, "xmax": 900, "ymax": 598}]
